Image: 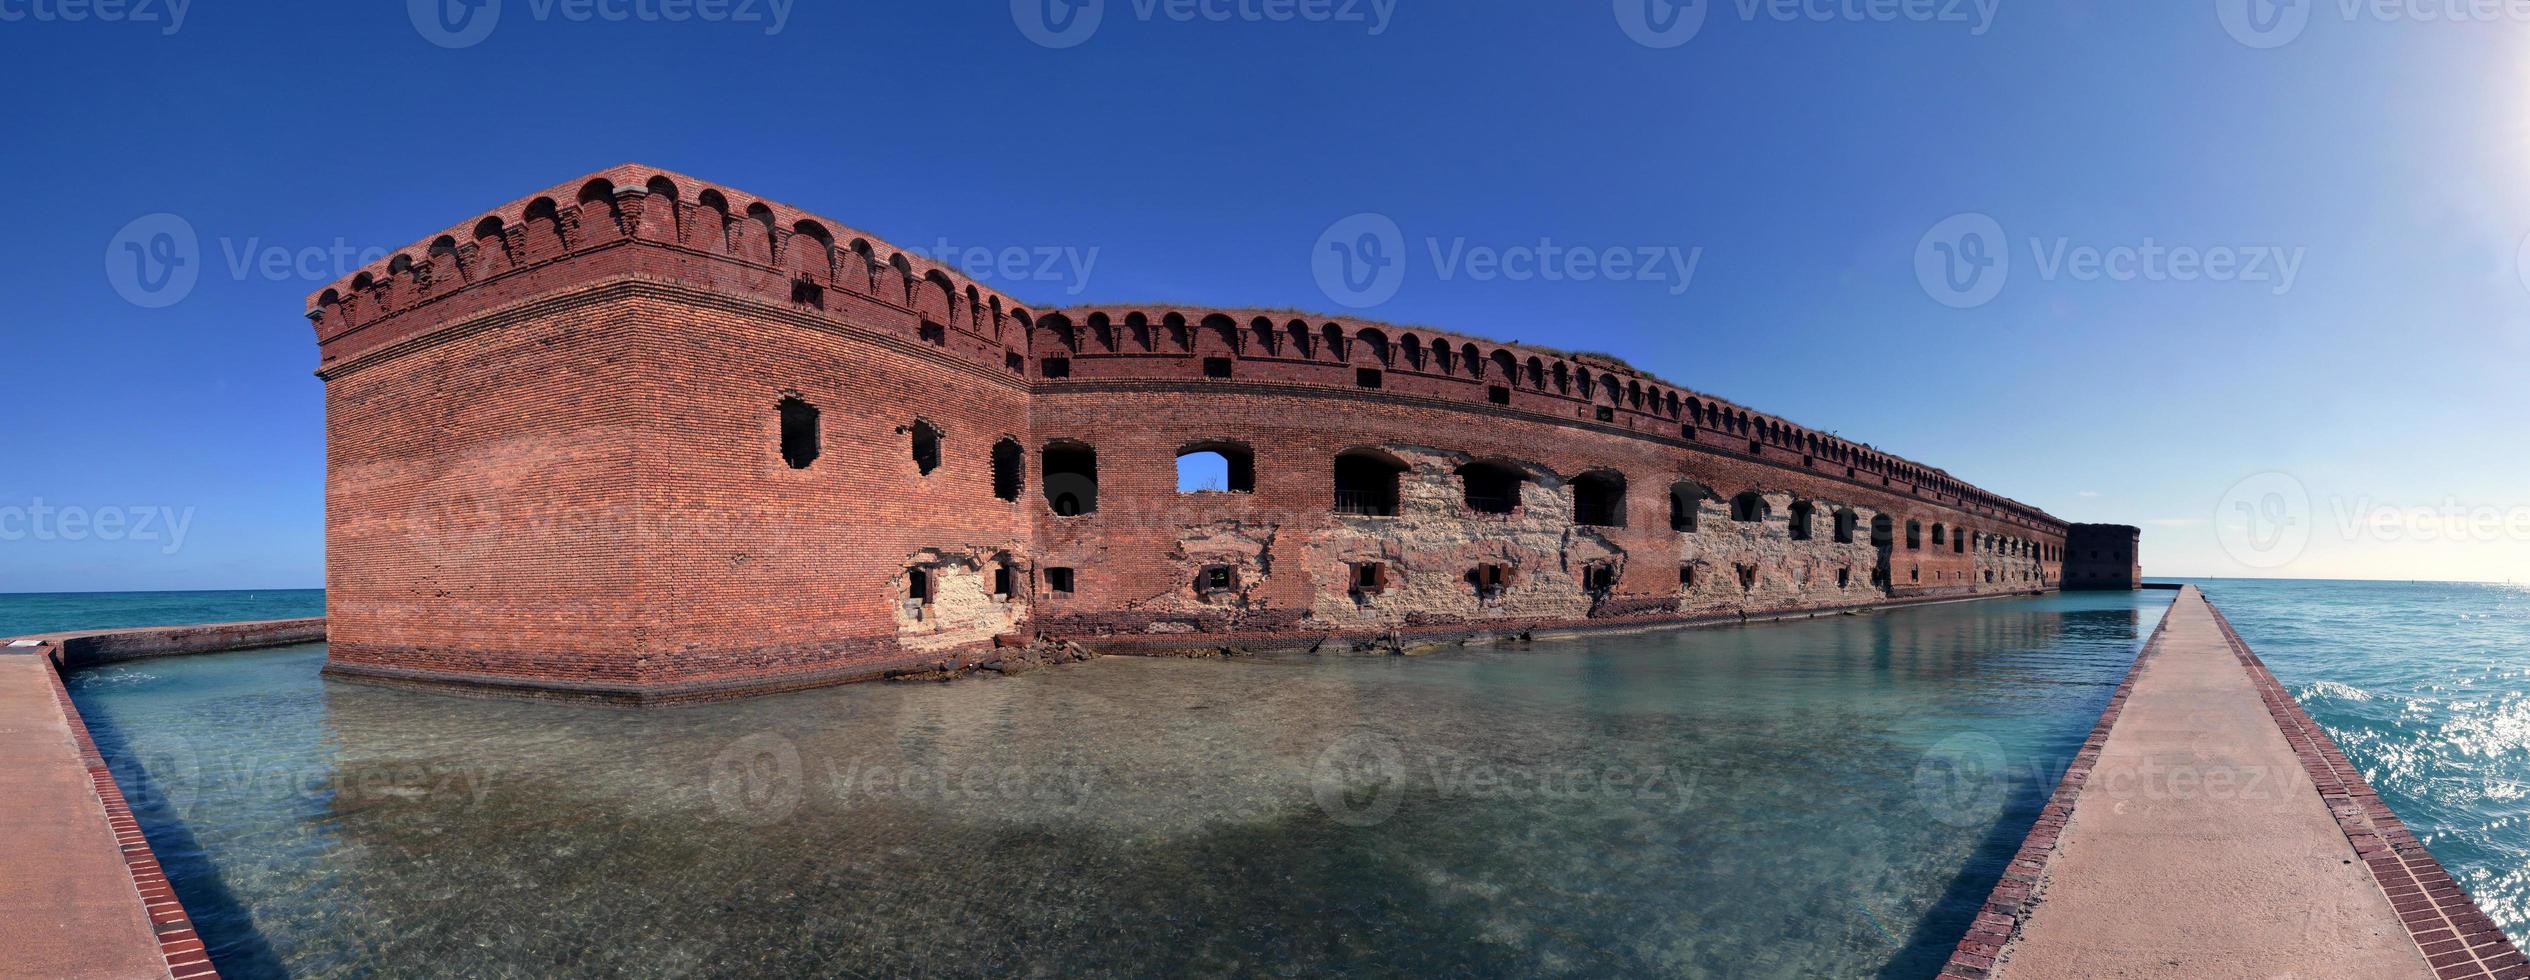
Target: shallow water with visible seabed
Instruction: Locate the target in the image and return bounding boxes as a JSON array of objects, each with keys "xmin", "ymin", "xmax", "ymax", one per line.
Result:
[{"xmin": 40, "ymin": 588, "xmax": 2187, "ymax": 978}]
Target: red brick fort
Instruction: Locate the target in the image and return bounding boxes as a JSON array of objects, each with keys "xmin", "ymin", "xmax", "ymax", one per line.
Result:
[{"xmin": 307, "ymin": 164, "xmax": 2138, "ymax": 703}]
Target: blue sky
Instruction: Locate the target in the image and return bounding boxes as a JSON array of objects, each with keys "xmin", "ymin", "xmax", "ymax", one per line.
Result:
[{"xmin": 3, "ymin": 0, "xmax": 2527, "ymax": 591}]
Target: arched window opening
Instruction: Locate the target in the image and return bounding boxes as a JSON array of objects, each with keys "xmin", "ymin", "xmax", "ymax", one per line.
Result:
[
  {"xmin": 1457, "ymin": 461, "xmax": 1526, "ymax": 514},
  {"xmin": 910, "ymin": 420, "xmax": 943, "ymax": 476},
  {"xmin": 1731, "ymin": 492, "xmax": 1769, "ymax": 523},
  {"xmin": 1932, "ymin": 524, "xmax": 1947, "ymax": 545},
  {"xmin": 1043, "ymin": 442, "xmax": 1098, "ymax": 516},
  {"xmin": 1907, "ymin": 521, "xmax": 1924, "ymax": 550},
  {"xmin": 991, "ymin": 438, "xmax": 1024, "ymax": 502},
  {"xmin": 1872, "ymin": 515, "xmax": 1895, "ymax": 549},
  {"xmin": 778, "ymin": 396, "xmax": 820, "ymax": 469},
  {"xmin": 1670, "ymin": 481, "xmax": 1707, "ymax": 532},
  {"xmin": 1177, "ymin": 442, "xmax": 1255, "ymax": 494},
  {"xmin": 1333, "ymin": 450, "xmax": 1406, "ymax": 517},
  {"xmin": 1789, "ymin": 500, "xmax": 1815, "ymax": 540},
  {"xmin": 1573, "ymin": 471, "xmax": 1628, "ymax": 527}
]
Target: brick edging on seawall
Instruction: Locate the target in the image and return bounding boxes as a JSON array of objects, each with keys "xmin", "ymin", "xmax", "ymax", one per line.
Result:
[
  {"xmin": 1941, "ymin": 589, "xmax": 2527, "ymax": 979},
  {"xmin": 2201, "ymin": 601, "xmax": 2528, "ymax": 980},
  {"xmin": 1937, "ymin": 588, "xmax": 2181, "ymax": 977},
  {"xmin": 0, "ymin": 619, "xmax": 327, "ymax": 980},
  {"xmin": 33, "ymin": 654, "xmax": 218, "ymax": 979}
]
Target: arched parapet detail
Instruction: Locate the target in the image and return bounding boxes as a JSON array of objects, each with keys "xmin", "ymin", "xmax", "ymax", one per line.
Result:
[
  {"xmin": 918, "ymin": 270, "xmax": 957, "ymax": 324},
  {"xmin": 692, "ymin": 189, "xmax": 735, "ymax": 253},
  {"xmin": 1199, "ymin": 314, "xmax": 1241, "ymax": 356},
  {"xmin": 1036, "ymin": 312, "xmax": 1078, "ymax": 354},
  {"xmin": 575, "ymin": 178, "xmax": 625, "ymax": 243},
  {"xmin": 730, "ymin": 202, "xmax": 778, "ymax": 266},
  {"xmin": 1356, "ymin": 327, "xmax": 1390, "ymax": 366},
  {"xmin": 787, "ymin": 219, "xmax": 836, "ymax": 279}
]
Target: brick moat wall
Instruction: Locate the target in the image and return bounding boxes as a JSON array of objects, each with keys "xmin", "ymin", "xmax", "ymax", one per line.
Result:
[{"xmin": 308, "ymin": 165, "xmax": 2098, "ymax": 701}]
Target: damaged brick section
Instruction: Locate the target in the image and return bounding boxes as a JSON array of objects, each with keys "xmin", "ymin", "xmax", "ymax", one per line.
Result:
[{"xmin": 893, "ymin": 548, "xmax": 1026, "ymax": 654}]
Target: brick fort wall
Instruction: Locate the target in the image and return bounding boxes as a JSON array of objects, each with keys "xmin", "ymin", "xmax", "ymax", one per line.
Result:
[{"xmin": 307, "ymin": 165, "xmax": 2106, "ymax": 702}]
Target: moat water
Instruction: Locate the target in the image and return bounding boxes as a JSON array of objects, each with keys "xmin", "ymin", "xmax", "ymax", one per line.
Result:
[{"xmin": 39, "ymin": 590, "xmax": 2164, "ymax": 979}]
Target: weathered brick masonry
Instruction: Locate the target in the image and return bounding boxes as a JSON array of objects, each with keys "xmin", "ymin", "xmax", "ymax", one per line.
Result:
[{"xmin": 308, "ymin": 165, "xmax": 2117, "ymax": 702}]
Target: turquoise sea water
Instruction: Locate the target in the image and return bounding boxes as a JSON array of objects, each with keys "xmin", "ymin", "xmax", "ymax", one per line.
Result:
[
  {"xmin": 50, "ymin": 590, "xmax": 2166, "ymax": 978},
  {"xmin": 0, "ymin": 589, "xmax": 324, "ymax": 639},
  {"xmin": 2192, "ymin": 579, "xmax": 2530, "ymax": 946}
]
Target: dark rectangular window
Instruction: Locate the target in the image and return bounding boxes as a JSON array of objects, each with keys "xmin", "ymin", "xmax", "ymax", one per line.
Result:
[
  {"xmin": 1352, "ymin": 562, "xmax": 1387, "ymax": 593},
  {"xmin": 919, "ymin": 320, "xmax": 946, "ymax": 345},
  {"xmin": 1595, "ymin": 406, "xmax": 1615, "ymax": 422},
  {"xmin": 1356, "ymin": 368, "xmax": 1383, "ymax": 389},
  {"xmin": 1488, "ymin": 385, "xmax": 1510, "ymax": 405},
  {"xmin": 1679, "ymin": 565, "xmax": 1695, "ymax": 588},
  {"xmin": 993, "ymin": 564, "xmax": 1013, "ymax": 598},
  {"xmin": 1042, "ymin": 358, "xmax": 1071, "ymax": 379},
  {"xmin": 1006, "ymin": 352, "xmax": 1025, "ymax": 373},
  {"xmin": 1199, "ymin": 566, "xmax": 1235, "ymax": 593},
  {"xmin": 790, "ymin": 278, "xmax": 825, "ymax": 308},
  {"xmin": 778, "ymin": 396, "xmax": 820, "ymax": 469},
  {"xmin": 1204, "ymin": 357, "xmax": 1233, "ymax": 379},
  {"xmin": 1680, "ymin": 425, "xmax": 1696, "ymax": 440},
  {"xmin": 1837, "ymin": 568, "xmax": 1851, "ymax": 588},
  {"xmin": 1047, "ymin": 567, "xmax": 1076, "ymax": 594}
]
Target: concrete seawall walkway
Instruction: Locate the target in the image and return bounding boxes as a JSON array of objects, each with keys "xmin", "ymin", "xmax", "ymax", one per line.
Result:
[
  {"xmin": 1949, "ymin": 586, "xmax": 2525, "ymax": 979},
  {"xmin": 0, "ymin": 650, "xmax": 186, "ymax": 978},
  {"xmin": 0, "ymin": 622, "xmax": 295, "ymax": 978}
]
